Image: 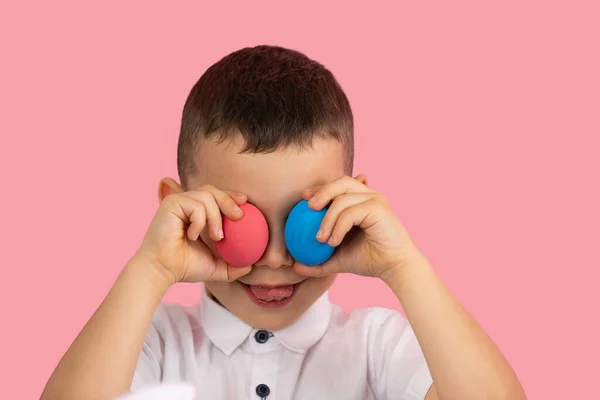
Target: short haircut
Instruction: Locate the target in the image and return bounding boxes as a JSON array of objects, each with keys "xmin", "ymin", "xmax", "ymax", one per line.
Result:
[{"xmin": 177, "ymin": 45, "xmax": 354, "ymax": 188}]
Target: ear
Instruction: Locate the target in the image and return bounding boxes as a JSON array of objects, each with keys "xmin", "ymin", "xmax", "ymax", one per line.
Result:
[
  {"xmin": 158, "ymin": 178, "xmax": 183, "ymax": 202},
  {"xmin": 354, "ymin": 174, "xmax": 368, "ymax": 186}
]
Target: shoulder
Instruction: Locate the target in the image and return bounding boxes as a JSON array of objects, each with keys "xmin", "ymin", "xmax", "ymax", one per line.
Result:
[
  {"xmin": 328, "ymin": 304, "xmax": 410, "ymax": 337},
  {"xmin": 132, "ymin": 302, "xmax": 203, "ymax": 391},
  {"xmin": 328, "ymin": 305, "xmax": 432, "ymax": 397},
  {"xmin": 322, "ymin": 304, "xmax": 415, "ymax": 356},
  {"xmin": 326, "ymin": 304, "xmax": 422, "ymax": 361},
  {"xmin": 139, "ymin": 301, "xmax": 208, "ymax": 365},
  {"xmin": 147, "ymin": 301, "xmax": 203, "ymax": 339}
]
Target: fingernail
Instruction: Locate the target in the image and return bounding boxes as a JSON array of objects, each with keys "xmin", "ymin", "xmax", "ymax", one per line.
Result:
[
  {"xmin": 316, "ymin": 229, "xmax": 323, "ymax": 238},
  {"xmin": 234, "ymin": 205, "xmax": 242, "ymax": 213},
  {"xmin": 218, "ymin": 229, "xmax": 224, "ymax": 239},
  {"xmin": 309, "ymin": 197, "xmax": 317, "ymax": 204}
]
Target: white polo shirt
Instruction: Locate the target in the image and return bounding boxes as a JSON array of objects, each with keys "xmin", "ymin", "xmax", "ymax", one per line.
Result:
[{"xmin": 131, "ymin": 287, "xmax": 433, "ymax": 400}]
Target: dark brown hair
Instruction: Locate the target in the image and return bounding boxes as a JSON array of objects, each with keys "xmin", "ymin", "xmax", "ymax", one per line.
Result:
[{"xmin": 177, "ymin": 45, "xmax": 354, "ymax": 188}]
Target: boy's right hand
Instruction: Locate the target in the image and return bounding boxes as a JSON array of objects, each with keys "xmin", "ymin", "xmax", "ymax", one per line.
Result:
[{"xmin": 136, "ymin": 185, "xmax": 252, "ymax": 285}]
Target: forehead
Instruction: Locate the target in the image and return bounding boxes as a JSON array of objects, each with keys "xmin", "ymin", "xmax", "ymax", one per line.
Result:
[{"xmin": 190, "ymin": 134, "xmax": 346, "ymax": 212}]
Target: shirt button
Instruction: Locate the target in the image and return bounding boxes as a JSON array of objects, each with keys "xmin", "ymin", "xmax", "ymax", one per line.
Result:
[
  {"xmin": 254, "ymin": 330, "xmax": 270, "ymax": 344},
  {"xmin": 256, "ymin": 384, "xmax": 270, "ymax": 398}
]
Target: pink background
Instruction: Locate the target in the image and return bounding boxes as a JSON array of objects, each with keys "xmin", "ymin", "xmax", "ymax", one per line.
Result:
[{"xmin": 1, "ymin": 1, "xmax": 598, "ymax": 399}]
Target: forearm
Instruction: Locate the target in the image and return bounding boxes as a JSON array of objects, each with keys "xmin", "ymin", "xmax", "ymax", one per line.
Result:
[
  {"xmin": 385, "ymin": 252, "xmax": 526, "ymax": 400},
  {"xmin": 41, "ymin": 254, "xmax": 171, "ymax": 400}
]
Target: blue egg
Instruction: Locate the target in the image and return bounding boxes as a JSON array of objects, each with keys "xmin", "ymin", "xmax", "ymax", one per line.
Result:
[{"xmin": 284, "ymin": 200, "xmax": 335, "ymax": 266}]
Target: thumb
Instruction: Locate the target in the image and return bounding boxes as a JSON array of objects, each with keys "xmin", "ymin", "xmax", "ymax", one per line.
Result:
[
  {"xmin": 199, "ymin": 258, "xmax": 252, "ymax": 282},
  {"xmin": 293, "ymin": 257, "xmax": 343, "ymax": 278},
  {"xmin": 226, "ymin": 265, "xmax": 253, "ymax": 281}
]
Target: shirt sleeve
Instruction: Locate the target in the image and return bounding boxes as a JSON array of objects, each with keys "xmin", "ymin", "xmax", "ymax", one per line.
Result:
[
  {"xmin": 367, "ymin": 309, "xmax": 433, "ymax": 400},
  {"xmin": 130, "ymin": 315, "xmax": 164, "ymax": 393}
]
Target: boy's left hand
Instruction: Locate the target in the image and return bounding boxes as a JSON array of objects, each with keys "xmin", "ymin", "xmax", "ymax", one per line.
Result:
[{"xmin": 294, "ymin": 175, "xmax": 422, "ymax": 282}]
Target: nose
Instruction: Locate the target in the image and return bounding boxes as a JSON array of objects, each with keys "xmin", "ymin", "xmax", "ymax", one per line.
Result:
[{"xmin": 255, "ymin": 233, "xmax": 293, "ymax": 270}]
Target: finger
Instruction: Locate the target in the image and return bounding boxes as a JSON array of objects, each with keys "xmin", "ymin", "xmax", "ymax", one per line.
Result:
[
  {"xmin": 307, "ymin": 175, "xmax": 372, "ymax": 210},
  {"xmin": 206, "ymin": 186, "xmax": 244, "ymax": 218},
  {"xmin": 293, "ymin": 258, "xmax": 343, "ymax": 278},
  {"xmin": 301, "ymin": 185, "xmax": 323, "ymax": 200},
  {"xmin": 316, "ymin": 193, "xmax": 376, "ymax": 243},
  {"xmin": 188, "ymin": 185, "xmax": 244, "ymax": 220},
  {"xmin": 226, "ymin": 191, "xmax": 248, "ymax": 206},
  {"xmin": 226, "ymin": 265, "xmax": 253, "ymax": 281},
  {"xmin": 354, "ymin": 173, "xmax": 368, "ymax": 185},
  {"xmin": 328, "ymin": 199, "xmax": 380, "ymax": 246},
  {"xmin": 204, "ymin": 258, "xmax": 253, "ymax": 282},
  {"xmin": 180, "ymin": 191, "xmax": 224, "ymax": 242},
  {"xmin": 162, "ymin": 194, "xmax": 208, "ymax": 241},
  {"xmin": 302, "ymin": 174, "xmax": 367, "ymax": 201},
  {"xmin": 186, "ymin": 202, "xmax": 207, "ymax": 242}
]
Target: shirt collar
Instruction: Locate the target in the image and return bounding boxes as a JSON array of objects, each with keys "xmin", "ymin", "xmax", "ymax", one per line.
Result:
[{"xmin": 200, "ymin": 285, "xmax": 332, "ymax": 355}]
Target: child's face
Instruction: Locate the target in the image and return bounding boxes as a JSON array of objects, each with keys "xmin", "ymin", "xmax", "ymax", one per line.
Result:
[{"xmin": 189, "ymin": 133, "xmax": 346, "ymax": 330}]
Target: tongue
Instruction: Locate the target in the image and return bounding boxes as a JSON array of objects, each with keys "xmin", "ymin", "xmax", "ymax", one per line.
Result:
[{"xmin": 250, "ymin": 285, "xmax": 294, "ymax": 301}]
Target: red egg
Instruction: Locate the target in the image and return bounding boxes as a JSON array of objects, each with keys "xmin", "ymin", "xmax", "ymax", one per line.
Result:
[{"xmin": 214, "ymin": 203, "xmax": 269, "ymax": 267}]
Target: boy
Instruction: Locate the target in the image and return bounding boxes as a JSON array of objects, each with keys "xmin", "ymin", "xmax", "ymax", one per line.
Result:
[{"xmin": 42, "ymin": 45, "xmax": 526, "ymax": 400}]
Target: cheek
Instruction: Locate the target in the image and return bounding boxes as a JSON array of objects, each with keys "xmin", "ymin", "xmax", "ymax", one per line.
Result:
[
  {"xmin": 300, "ymin": 275, "xmax": 337, "ymax": 300},
  {"xmin": 320, "ymin": 275, "xmax": 337, "ymax": 291},
  {"xmin": 204, "ymin": 281, "xmax": 238, "ymax": 305}
]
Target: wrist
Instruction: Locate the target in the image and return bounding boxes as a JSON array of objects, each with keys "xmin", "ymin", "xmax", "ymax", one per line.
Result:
[
  {"xmin": 380, "ymin": 248, "xmax": 431, "ymax": 292},
  {"xmin": 127, "ymin": 251, "xmax": 176, "ymax": 293}
]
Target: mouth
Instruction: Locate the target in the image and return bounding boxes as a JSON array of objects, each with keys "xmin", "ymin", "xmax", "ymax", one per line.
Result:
[{"xmin": 238, "ymin": 280, "xmax": 304, "ymax": 309}]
